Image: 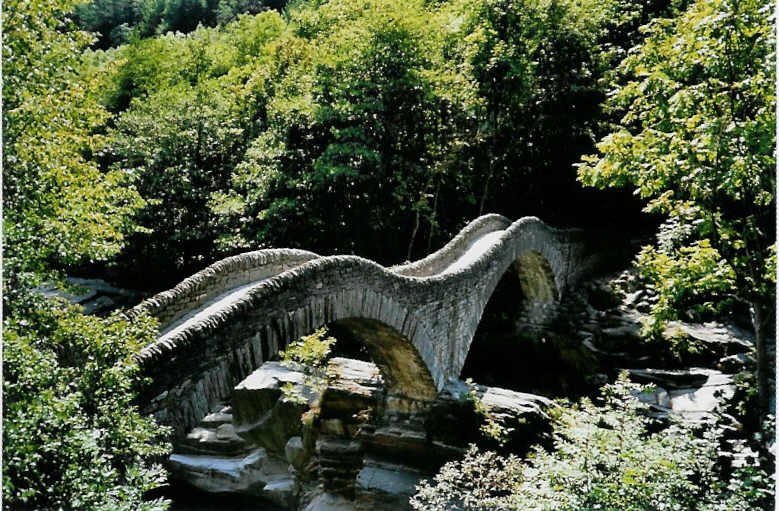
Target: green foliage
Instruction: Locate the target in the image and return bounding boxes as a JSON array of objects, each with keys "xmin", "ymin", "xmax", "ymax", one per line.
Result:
[
  {"xmin": 637, "ymin": 240, "xmax": 737, "ymax": 331},
  {"xmin": 280, "ymin": 327, "xmax": 336, "ymax": 372},
  {"xmin": 578, "ymin": 0, "xmax": 776, "ymax": 311},
  {"xmin": 577, "ymin": 0, "xmax": 775, "ymax": 412},
  {"xmin": 3, "ymin": 297, "xmax": 172, "ymax": 510},
  {"xmin": 77, "ymin": 0, "xmax": 675, "ymax": 282},
  {"xmin": 279, "ymin": 327, "xmax": 335, "ymax": 404},
  {"xmin": 85, "ymin": 14, "xmax": 285, "ymax": 280},
  {"xmin": 412, "ymin": 374, "xmax": 774, "ymax": 511},
  {"xmin": 204, "ymin": 0, "xmax": 669, "ymax": 263},
  {"xmin": 3, "ymin": 0, "xmax": 144, "ymax": 290},
  {"xmin": 461, "ymin": 378, "xmax": 512, "ymax": 445},
  {"xmin": 74, "ymin": 0, "xmax": 282, "ymax": 48}
]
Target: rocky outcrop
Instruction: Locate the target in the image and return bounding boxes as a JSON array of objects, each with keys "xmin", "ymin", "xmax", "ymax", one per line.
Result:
[
  {"xmin": 168, "ymin": 356, "xmax": 556, "ymax": 510},
  {"xmin": 569, "ymin": 270, "xmax": 760, "ymax": 420},
  {"xmin": 167, "ymin": 402, "xmax": 296, "ymax": 508},
  {"xmin": 37, "ymin": 277, "xmax": 142, "ymax": 315},
  {"xmin": 629, "ymin": 368, "xmax": 736, "ymax": 421},
  {"xmin": 232, "ymin": 362, "xmax": 318, "ymax": 456}
]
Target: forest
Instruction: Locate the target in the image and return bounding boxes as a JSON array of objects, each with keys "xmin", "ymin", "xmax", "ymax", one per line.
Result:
[{"xmin": 2, "ymin": 0, "xmax": 776, "ymax": 509}]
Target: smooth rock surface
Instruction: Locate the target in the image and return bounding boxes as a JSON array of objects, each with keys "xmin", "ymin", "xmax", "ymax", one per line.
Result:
[{"xmin": 631, "ymin": 368, "xmax": 735, "ymax": 420}]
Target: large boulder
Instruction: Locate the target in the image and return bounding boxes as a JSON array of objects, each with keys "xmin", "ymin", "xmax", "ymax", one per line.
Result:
[
  {"xmin": 232, "ymin": 361, "xmax": 318, "ymax": 456},
  {"xmin": 426, "ymin": 379, "xmax": 555, "ymax": 458},
  {"xmin": 168, "ymin": 447, "xmax": 293, "ymax": 505}
]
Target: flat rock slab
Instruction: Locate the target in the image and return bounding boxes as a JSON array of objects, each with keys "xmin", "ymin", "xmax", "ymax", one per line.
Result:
[
  {"xmin": 630, "ymin": 368, "xmax": 735, "ymax": 420},
  {"xmin": 169, "ymin": 448, "xmax": 293, "ymax": 506},
  {"xmin": 663, "ymin": 321, "xmax": 755, "ymax": 357}
]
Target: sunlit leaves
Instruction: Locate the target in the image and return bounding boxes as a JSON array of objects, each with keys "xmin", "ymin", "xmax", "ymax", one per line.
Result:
[
  {"xmin": 3, "ymin": 0, "xmax": 144, "ymax": 288},
  {"xmin": 412, "ymin": 375, "xmax": 773, "ymax": 510},
  {"xmin": 3, "ymin": 299, "xmax": 171, "ymax": 510},
  {"xmin": 578, "ymin": 0, "xmax": 776, "ymax": 314}
]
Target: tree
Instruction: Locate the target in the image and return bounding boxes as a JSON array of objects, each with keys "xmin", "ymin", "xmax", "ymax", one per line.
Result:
[
  {"xmin": 96, "ymin": 17, "xmax": 284, "ymax": 284},
  {"xmin": 578, "ymin": 0, "xmax": 775, "ymax": 415},
  {"xmin": 3, "ymin": 0, "xmax": 145, "ymax": 299},
  {"xmin": 3, "ymin": 1, "xmax": 171, "ymax": 507},
  {"xmin": 210, "ymin": 0, "xmax": 478, "ymax": 263}
]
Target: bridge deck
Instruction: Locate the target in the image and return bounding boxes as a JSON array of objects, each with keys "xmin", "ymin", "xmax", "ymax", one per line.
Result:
[{"xmin": 157, "ymin": 228, "xmax": 506, "ymax": 346}]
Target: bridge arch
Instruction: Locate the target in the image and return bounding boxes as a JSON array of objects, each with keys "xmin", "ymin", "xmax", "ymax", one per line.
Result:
[
  {"xmin": 328, "ymin": 318, "xmax": 438, "ymax": 402},
  {"xmin": 131, "ymin": 215, "xmax": 590, "ymax": 437}
]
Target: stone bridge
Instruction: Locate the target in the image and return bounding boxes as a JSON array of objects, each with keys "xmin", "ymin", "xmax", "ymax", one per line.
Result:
[{"xmin": 131, "ymin": 215, "xmax": 594, "ymax": 437}]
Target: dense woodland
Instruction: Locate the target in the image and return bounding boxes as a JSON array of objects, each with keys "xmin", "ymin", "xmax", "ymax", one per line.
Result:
[{"xmin": 2, "ymin": 0, "xmax": 776, "ymax": 509}]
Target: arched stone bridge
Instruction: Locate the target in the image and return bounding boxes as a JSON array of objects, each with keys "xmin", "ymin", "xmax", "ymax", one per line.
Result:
[{"xmin": 131, "ymin": 215, "xmax": 594, "ymax": 437}]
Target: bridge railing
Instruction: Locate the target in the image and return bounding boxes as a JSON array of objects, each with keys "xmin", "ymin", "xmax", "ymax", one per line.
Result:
[
  {"xmin": 393, "ymin": 214, "xmax": 511, "ymax": 277},
  {"xmin": 129, "ymin": 249, "xmax": 319, "ymax": 330}
]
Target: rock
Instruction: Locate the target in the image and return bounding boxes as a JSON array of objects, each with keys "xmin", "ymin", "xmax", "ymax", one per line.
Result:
[
  {"xmin": 263, "ymin": 477, "xmax": 296, "ymax": 508},
  {"xmin": 232, "ymin": 362, "xmax": 318, "ymax": 456},
  {"xmin": 36, "ymin": 277, "xmax": 141, "ymax": 314},
  {"xmin": 81, "ymin": 295, "xmax": 116, "ymax": 315},
  {"xmin": 426, "ymin": 379, "xmax": 554, "ymax": 456},
  {"xmin": 581, "ymin": 338, "xmax": 651, "ymax": 365},
  {"xmin": 215, "ymin": 423, "xmax": 239, "ymax": 440},
  {"xmin": 601, "ymin": 324, "xmax": 642, "ymax": 343},
  {"xmin": 177, "ymin": 403, "xmax": 249, "ymax": 456},
  {"xmin": 586, "ymin": 280, "xmax": 621, "ymax": 310},
  {"xmin": 285, "ymin": 436, "xmax": 307, "ymax": 470},
  {"xmin": 168, "ymin": 448, "xmax": 268, "ymax": 494},
  {"xmin": 717, "ymin": 353, "xmax": 752, "ymax": 372},
  {"xmin": 584, "ymin": 373, "xmax": 609, "ymax": 386},
  {"xmin": 629, "ymin": 368, "xmax": 736, "ymax": 420},
  {"xmin": 367, "ymin": 424, "xmax": 447, "ymax": 471},
  {"xmin": 200, "ymin": 405, "xmax": 233, "ymax": 427},
  {"xmin": 302, "ymin": 491, "xmax": 358, "ymax": 511},
  {"xmin": 67, "ymin": 277, "xmax": 137, "ymax": 296},
  {"xmin": 662, "ymin": 321, "xmax": 754, "ymax": 359},
  {"xmin": 635, "ymin": 300, "xmax": 651, "ymax": 313},
  {"xmin": 624, "ymin": 290, "xmax": 643, "ymax": 307},
  {"xmin": 321, "ymin": 358, "xmax": 383, "ymax": 420},
  {"xmin": 37, "ymin": 283, "xmax": 97, "ymax": 303},
  {"xmin": 637, "ymin": 385, "xmax": 672, "ymax": 408},
  {"xmin": 356, "ymin": 458, "xmax": 425, "ymax": 509},
  {"xmin": 233, "ymin": 362, "xmax": 317, "ymax": 423},
  {"xmin": 628, "ymin": 368, "xmax": 711, "ymax": 389}
]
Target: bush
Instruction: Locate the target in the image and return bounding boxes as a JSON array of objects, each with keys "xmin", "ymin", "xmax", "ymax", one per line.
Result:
[
  {"xmin": 412, "ymin": 375, "xmax": 774, "ymax": 511},
  {"xmin": 2, "ymin": 297, "xmax": 171, "ymax": 510}
]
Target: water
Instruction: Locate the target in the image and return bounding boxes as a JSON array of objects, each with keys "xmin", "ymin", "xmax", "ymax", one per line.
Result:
[{"xmin": 162, "ymin": 481, "xmax": 286, "ymax": 511}]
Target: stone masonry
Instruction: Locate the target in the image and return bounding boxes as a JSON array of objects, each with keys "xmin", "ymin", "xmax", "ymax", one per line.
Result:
[{"xmin": 130, "ymin": 215, "xmax": 594, "ymax": 437}]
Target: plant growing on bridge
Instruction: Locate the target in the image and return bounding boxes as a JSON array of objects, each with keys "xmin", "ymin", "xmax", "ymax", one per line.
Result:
[
  {"xmin": 279, "ymin": 327, "xmax": 336, "ymax": 404},
  {"xmin": 578, "ymin": 0, "xmax": 776, "ymax": 415}
]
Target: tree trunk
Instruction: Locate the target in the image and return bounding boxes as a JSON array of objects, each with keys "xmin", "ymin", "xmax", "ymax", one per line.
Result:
[
  {"xmin": 426, "ymin": 178, "xmax": 440, "ymax": 254},
  {"xmin": 479, "ymin": 168, "xmax": 493, "ymax": 216},
  {"xmin": 751, "ymin": 302, "xmax": 771, "ymax": 418},
  {"xmin": 406, "ymin": 208, "xmax": 420, "ymax": 262}
]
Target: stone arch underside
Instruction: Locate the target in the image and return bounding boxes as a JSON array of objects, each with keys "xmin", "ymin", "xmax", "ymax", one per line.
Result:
[
  {"xmin": 134, "ymin": 215, "xmax": 588, "ymax": 438},
  {"xmin": 329, "ymin": 318, "xmax": 438, "ymax": 402}
]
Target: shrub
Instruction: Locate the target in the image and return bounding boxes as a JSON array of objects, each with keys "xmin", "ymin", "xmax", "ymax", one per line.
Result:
[
  {"xmin": 412, "ymin": 375, "xmax": 774, "ymax": 511},
  {"xmin": 3, "ymin": 297, "xmax": 171, "ymax": 510}
]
